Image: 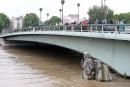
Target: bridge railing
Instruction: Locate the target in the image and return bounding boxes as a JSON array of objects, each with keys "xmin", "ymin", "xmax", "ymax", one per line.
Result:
[{"xmin": 1, "ymin": 24, "xmax": 130, "ymax": 35}]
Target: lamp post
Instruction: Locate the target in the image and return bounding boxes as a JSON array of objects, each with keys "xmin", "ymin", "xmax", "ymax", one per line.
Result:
[
  {"xmin": 59, "ymin": 9, "xmax": 62, "ymax": 22},
  {"xmin": 46, "ymin": 13, "xmax": 49, "ymax": 25},
  {"xmin": 104, "ymin": 0, "xmax": 106, "ymax": 7},
  {"xmin": 17, "ymin": 18, "xmax": 20, "ymax": 29},
  {"xmin": 104, "ymin": 0, "xmax": 107, "ymax": 23},
  {"xmin": 101, "ymin": 0, "xmax": 104, "ymax": 23},
  {"xmin": 77, "ymin": 3, "xmax": 80, "ymax": 22},
  {"xmin": 47, "ymin": 13, "xmax": 49, "ymax": 21},
  {"xmin": 61, "ymin": 0, "xmax": 65, "ymax": 25},
  {"xmin": 39, "ymin": 8, "xmax": 43, "ymax": 25}
]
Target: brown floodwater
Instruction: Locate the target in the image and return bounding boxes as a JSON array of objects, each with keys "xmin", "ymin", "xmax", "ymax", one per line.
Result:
[{"xmin": 0, "ymin": 45, "xmax": 129, "ymax": 87}]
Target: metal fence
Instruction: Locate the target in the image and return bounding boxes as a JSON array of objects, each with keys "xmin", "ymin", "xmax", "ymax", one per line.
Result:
[{"xmin": 2, "ymin": 24, "xmax": 130, "ymax": 35}]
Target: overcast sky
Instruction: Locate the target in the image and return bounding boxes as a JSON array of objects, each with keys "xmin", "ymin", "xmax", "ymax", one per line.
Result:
[{"xmin": 0, "ymin": 0, "xmax": 130, "ymax": 21}]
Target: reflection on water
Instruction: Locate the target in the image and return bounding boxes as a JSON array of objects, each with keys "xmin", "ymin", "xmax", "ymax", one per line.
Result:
[{"xmin": 0, "ymin": 45, "xmax": 129, "ymax": 87}]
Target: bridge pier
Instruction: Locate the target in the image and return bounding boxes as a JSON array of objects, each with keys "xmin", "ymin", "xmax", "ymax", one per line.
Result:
[{"xmin": 81, "ymin": 52, "xmax": 112, "ymax": 81}]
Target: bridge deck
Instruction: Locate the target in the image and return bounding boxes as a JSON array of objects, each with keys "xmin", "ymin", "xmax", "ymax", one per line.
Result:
[{"xmin": 1, "ymin": 31, "xmax": 130, "ymax": 41}]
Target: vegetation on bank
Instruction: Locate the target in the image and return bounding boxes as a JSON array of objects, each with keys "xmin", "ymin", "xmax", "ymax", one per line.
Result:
[
  {"xmin": 88, "ymin": 5, "xmax": 130, "ymax": 24},
  {"xmin": 0, "ymin": 13, "xmax": 10, "ymax": 33},
  {"xmin": 44, "ymin": 16, "xmax": 61, "ymax": 25},
  {"xmin": 88, "ymin": 5, "xmax": 114, "ymax": 24},
  {"xmin": 114, "ymin": 12, "xmax": 130, "ymax": 24}
]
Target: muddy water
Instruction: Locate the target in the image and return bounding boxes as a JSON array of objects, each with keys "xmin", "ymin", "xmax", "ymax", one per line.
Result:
[{"xmin": 0, "ymin": 45, "xmax": 129, "ymax": 87}]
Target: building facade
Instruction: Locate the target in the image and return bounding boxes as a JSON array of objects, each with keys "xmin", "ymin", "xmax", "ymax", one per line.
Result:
[
  {"xmin": 63, "ymin": 14, "xmax": 78, "ymax": 24},
  {"xmin": 10, "ymin": 16, "xmax": 23, "ymax": 29}
]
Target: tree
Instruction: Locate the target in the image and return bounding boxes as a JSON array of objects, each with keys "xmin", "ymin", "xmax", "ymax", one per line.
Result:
[
  {"xmin": 113, "ymin": 12, "xmax": 130, "ymax": 24},
  {"xmin": 87, "ymin": 5, "xmax": 114, "ymax": 23},
  {"xmin": 113, "ymin": 14, "xmax": 119, "ymax": 24},
  {"xmin": 106, "ymin": 9, "xmax": 114, "ymax": 23},
  {"xmin": 119, "ymin": 12, "xmax": 130, "ymax": 23},
  {"xmin": 23, "ymin": 13, "xmax": 39, "ymax": 27},
  {"xmin": 44, "ymin": 16, "xmax": 61, "ymax": 25},
  {"xmin": 0, "ymin": 13, "xmax": 10, "ymax": 32},
  {"xmin": 87, "ymin": 6, "xmax": 101, "ymax": 23}
]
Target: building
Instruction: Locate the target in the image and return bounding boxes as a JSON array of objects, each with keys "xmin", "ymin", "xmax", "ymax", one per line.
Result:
[
  {"xmin": 63, "ymin": 14, "xmax": 78, "ymax": 24},
  {"xmin": 10, "ymin": 16, "xmax": 23, "ymax": 29}
]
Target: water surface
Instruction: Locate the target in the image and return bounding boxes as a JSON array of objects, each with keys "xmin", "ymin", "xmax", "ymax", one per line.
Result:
[{"xmin": 0, "ymin": 45, "xmax": 129, "ymax": 87}]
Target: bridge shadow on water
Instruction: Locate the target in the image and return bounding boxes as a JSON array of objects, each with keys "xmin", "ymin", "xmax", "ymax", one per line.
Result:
[{"xmin": 4, "ymin": 41, "xmax": 83, "ymax": 67}]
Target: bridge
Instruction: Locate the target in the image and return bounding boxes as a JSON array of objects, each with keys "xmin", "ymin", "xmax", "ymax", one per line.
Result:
[{"xmin": 0, "ymin": 24, "xmax": 130, "ymax": 77}]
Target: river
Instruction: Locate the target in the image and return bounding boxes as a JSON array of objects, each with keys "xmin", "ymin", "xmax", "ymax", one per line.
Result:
[{"xmin": 0, "ymin": 45, "xmax": 129, "ymax": 87}]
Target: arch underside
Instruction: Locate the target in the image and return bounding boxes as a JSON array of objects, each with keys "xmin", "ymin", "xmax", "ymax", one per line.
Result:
[{"xmin": 4, "ymin": 34, "xmax": 130, "ymax": 77}]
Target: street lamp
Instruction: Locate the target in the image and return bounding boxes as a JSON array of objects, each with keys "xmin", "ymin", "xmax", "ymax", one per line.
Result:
[
  {"xmin": 101, "ymin": 0, "xmax": 104, "ymax": 23},
  {"xmin": 17, "ymin": 18, "xmax": 20, "ymax": 29},
  {"xmin": 59, "ymin": 9, "xmax": 62, "ymax": 22},
  {"xmin": 77, "ymin": 3, "xmax": 80, "ymax": 22},
  {"xmin": 47, "ymin": 13, "xmax": 49, "ymax": 21},
  {"xmin": 101, "ymin": 0, "xmax": 107, "ymax": 23},
  {"xmin": 46, "ymin": 13, "xmax": 49, "ymax": 25},
  {"xmin": 39, "ymin": 8, "xmax": 43, "ymax": 25},
  {"xmin": 104, "ymin": 0, "xmax": 107, "ymax": 23},
  {"xmin": 61, "ymin": 0, "xmax": 65, "ymax": 25}
]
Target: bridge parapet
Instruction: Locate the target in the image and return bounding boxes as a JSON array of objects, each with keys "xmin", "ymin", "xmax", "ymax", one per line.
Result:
[
  {"xmin": 1, "ymin": 24, "xmax": 130, "ymax": 41},
  {"xmin": 1, "ymin": 24, "xmax": 130, "ymax": 34}
]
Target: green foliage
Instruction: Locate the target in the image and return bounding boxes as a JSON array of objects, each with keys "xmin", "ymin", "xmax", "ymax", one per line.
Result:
[
  {"xmin": 106, "ymin": 9, "xmax": 114, "ymax": 23},
  {"xmin": 0, "ymin": 13, "xmax": 10, "ymax": 32},
  {"xmin": 87, "ymin": 6, "xmax": 101, "ymax": 23},
  {"xmin": 113, "ymin": 14, "xmax": 119, "ymax": 24},
  {"xmin": 23, "ymin": 13, "xmax": 39, "ymax": 27},
  {"xmin": 44, "ymin": 16, "xmax": 61, "ymax": 25},
  {"xmin": 87, "ymin": 5, "xmax": 114, "ymax": 23},
  {"xmin": 113, "ymin": 12, "xmax": 130, "ymax": 24},
  {"xmin": 113, "ymin": 14, "xmax": 119, "ymax": 20},
  {"xmin": 118, "ymin": 12, "xmax": 130, "ymax": 23}
]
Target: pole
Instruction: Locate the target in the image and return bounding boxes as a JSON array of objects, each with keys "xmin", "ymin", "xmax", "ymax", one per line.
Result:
[
  {"xmin": 60, "ymin": 11, "xmax": 61, "ymax": 22},
  {"xmin": 47, "ymin": 13, "xmax": 49, "ymax": 21},
  {"xmin": 104, "ymin": 0, "xmax": 106, "ymax": 22},
  {"xmin": 104, "ymin": 0, "xmax": 105, "ymax": 6},
  {"xmin": 59, "ymin": 9, "xmax": 62, "ymax": 23},
  {"xmin": 40, "ymin": 11, "xmax": 41, "ymax": 21},
  {"xmin": 39, "ymin": 11, "xmax": 42, "ymax": 25},
  {"xmin": 61, "ymin": 0, "xmax": 65, "ymax": 25},
  {"xmin": 101, "ymin": 0, "xmax": 104, "ymax": 23},
  {"xmin": 46, "ymin": 13, "xmax": 49, "ymax": 25},
  {"xmin": 78, "ymin": 6, "xmax": 79, "ymax": 22},
  {"xmin": 77, "ymin": 3, "xmax": 80, "ymax": 22},
  {"xmin": 39, "ymin": 8, "xmax": 42, "ymax": 25},
  {"xmin": 62, "ymin": 4, "xmax": 63, "ymax": 25},
  {"xmin": 17, "ymin": 18, "xmax": 20, "ymax": 29}
]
